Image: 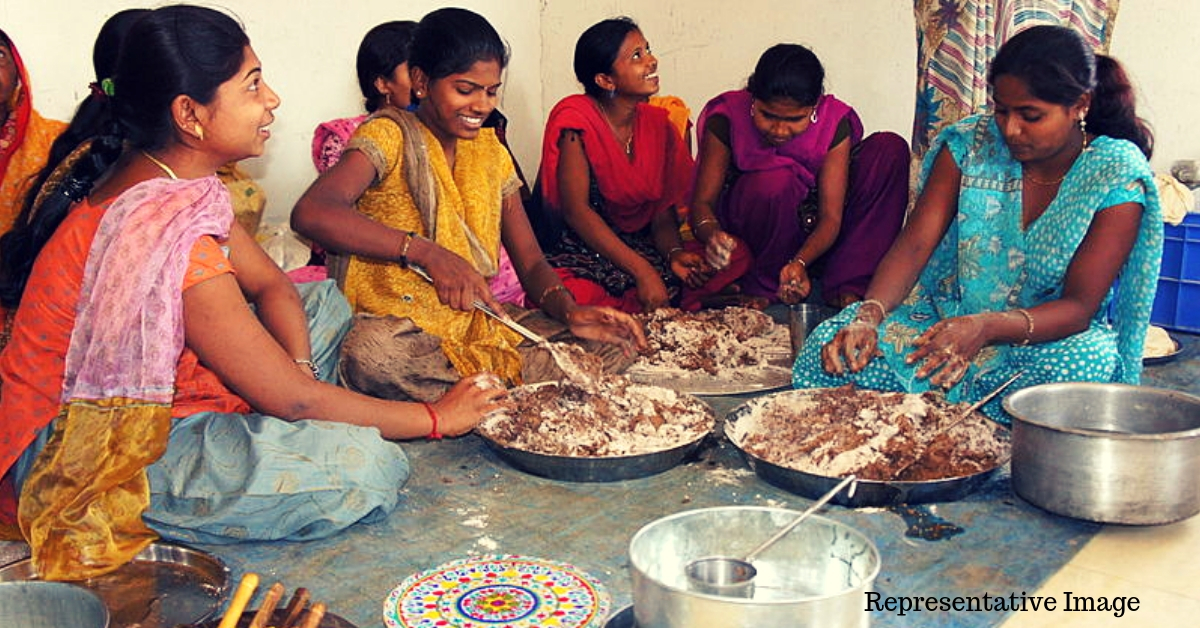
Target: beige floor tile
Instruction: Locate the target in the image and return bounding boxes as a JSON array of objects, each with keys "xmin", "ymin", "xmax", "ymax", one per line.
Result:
[
  {"xmin": 1067, "ymin": 515, "xmax": 1200, "ymax": 598},
  {"xmin": 1000, "ymin": 564, "xmax": 1200, "ymax": 628}
]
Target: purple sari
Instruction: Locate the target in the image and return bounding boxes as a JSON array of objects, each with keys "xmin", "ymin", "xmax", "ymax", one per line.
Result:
[{"xmin": 696, "ymin": 90, "xmax": 908, "ymax": 301}]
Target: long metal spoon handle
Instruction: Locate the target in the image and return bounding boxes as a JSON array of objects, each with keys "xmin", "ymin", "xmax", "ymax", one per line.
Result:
[
  {"xmin": 964, "ymin": 369, "xmax": 1026, "ymax": 416},
  {"xmin": 409, "ymin": 264, "xmax": 547, "ymax": 344},
  {"xmin": 743, "ymin": 475, "xmax": 858, "ymax": 564}
]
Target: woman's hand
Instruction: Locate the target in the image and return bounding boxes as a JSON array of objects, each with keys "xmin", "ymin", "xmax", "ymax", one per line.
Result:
[
  {"xmin": 417, "ymin": 241, "xmax": 504, "ymax": 314},
  {"xmin": 427, "ymin": 372, "xmax": 508, "ymax": 437},
  {"xmin": 703, "ymin": 230, "xmax": 737, "ymax": 270},
  {"xmin": 777, "ymin": 260, "xmax": 811, "ymax": 304},
  {"xmin": 821, "ymin": 320, "xmax": 880, "ymax": 375},
  {"xmin": 565, "ymin": 306, "xmax": 648, "ymax": 356},
  {"xmin": 905, "ymin": 314, "xmax": 989, "ymax": 388},
  {"xmin": 635, "ymin": 273, "xmax": 670, "ymax": 312},
  {"xmin": 669, "ymin": 250, "xmax": 712, "ymax": 289}
]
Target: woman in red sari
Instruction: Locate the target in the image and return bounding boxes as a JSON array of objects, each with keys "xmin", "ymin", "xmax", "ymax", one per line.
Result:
[{"xmin": 533, "ymin": 17, "xmax": 750, "ymax": 313}]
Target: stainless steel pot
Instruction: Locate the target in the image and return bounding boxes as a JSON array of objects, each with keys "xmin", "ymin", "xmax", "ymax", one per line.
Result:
[
  {"xmin": 629, "ymin": 506, "xmax": 879, "ymax": 627},
  {"xmin": 1003, "ymin": 383, "xmax": 1200, "ymax": 525}
]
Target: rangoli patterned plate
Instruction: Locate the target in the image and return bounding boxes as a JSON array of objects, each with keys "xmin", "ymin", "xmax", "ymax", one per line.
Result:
[{"xmin": 383, "ymin": 555, "xmax": 611, "ymax": 628}]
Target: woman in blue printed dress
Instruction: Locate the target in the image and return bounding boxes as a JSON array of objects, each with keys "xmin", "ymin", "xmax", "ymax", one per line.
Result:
[{"xmin": 792, "ymin": 25, "xmax": 1162, "ymax": 423}]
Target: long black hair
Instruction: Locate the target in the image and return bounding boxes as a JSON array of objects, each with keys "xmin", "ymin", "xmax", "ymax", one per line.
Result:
[
  {"xmin": 573, "ymin": 17, "xmax": 639, "ymax": 99},
  {"xmin": 356, "ymin": 20, "xmax": 417, "ymax": 113},
  {"xmin": 23, "ymin": 9, "xmax": 150, "ymax": 226},
  {"xmin": 988, "ymin": 24, "xmax": 1153, "ymax": 158},
  {"xmin": 0, "ymin": 5, "xmax": 249, "ymax": 308},
  {"xmin": 409, "ymin": 8, "xmax": 508, "ymax": 82},
  {"xmin": 746, "ymin": 43, "xmax": 825, "ymax": 107}
]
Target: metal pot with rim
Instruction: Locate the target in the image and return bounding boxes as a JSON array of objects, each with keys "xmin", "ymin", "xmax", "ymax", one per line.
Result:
[
  {"xmin": 1003, "ymin": 382, "xmax": 1200, "ymax": 525},
  {"xmin": 629, "ymin": 506, "xmax": 880, "ymax": 627}
]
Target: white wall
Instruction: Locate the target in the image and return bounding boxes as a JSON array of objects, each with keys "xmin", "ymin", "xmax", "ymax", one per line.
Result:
[
  {"xmin": 2, "ymin": 1, "xmax": 1196, "ymax": 225},
  {"xmin": 538, "ymin": 0, "xmax": 916, "ymax": 144},
  {"xmin": 0, "ymin": 0, "xmax": 544, "ymax": 224}
]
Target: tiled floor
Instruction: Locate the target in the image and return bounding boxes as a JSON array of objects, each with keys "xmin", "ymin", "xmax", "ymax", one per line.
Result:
[
  {"xmin": 1002, "ymin": 330, "xmax": 1200, "ymax": 628},
  {"xmin": 1001, "ymin": 516, "xmax": 1200, "ymax": 627}
]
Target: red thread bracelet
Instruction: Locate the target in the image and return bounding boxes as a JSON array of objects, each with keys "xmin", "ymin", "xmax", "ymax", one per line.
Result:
[{"xmin": 421, "ymin": 402, "xmax": 443, "ymax": 439}]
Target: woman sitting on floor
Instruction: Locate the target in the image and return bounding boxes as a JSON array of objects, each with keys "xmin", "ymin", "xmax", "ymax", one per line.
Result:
[
  {"xmin": 533, "ymin": 17, "xmax": 752, "ymax": 313},
  {"xmin": 0, "ymin": 4, "xmax": 507, "ymax": 580},
  {"xmin": 292, "ymin": 8, "xmax": 645, "ymax": 401},
  {"xmin": 792, "ymin": 25, "xmax": 1162, "ymax": 422},
  {"xmin": 689, "ymin": 44, "xmax": 909, "ymax": 307},
  {"xmin": 0, "ymin": 28, "xmax": 66, "ymax": 347},
  {"xmin": 306, "ymin": 19, "xmax": 527, "ymax": 304}
]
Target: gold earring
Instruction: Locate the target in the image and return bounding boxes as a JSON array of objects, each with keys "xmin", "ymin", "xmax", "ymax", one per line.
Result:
[{"xmin": 194, "ymin": 124, "xmax": 205, "ymax": 141}]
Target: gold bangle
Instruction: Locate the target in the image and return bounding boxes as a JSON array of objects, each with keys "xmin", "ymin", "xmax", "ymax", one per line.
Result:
[
  {"xmin": 537, "ymin": 284, "xmax": 569, "ymax": 307},
  {"xmin": 791, "ymin": 256, "xmax": 807, "ymax": 268},
  {"xmin": 694, "ymin": 217, "xmax": 719, "ymax": 231},
  {"xmin": 1013, "ymin": 308, "xmax": 1035, "ymax": 346},
  {"xmin": 857, "ymin": 299, "xmax": 887, "ymax": 323},
  {"xmin": 397, "ymin": 231, "xmax": 417, "ymax": 268},
  {"xmin": 666, "ymin": 246, "xmax": 684, "ymax": 260}
]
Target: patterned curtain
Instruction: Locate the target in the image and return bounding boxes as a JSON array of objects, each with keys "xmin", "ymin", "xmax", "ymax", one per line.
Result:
[{"xmin": 912, "ymin": 0, "xmax": 1121, "ymax": 160}]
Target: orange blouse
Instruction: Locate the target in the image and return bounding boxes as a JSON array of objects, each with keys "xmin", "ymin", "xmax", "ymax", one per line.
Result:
[{"xmin": 0, "ymin": 198, "xmax": 248, "ymax": 479}]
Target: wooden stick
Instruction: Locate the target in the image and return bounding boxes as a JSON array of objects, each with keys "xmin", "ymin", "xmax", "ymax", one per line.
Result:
[
  {"xmin": 217, "ymin": 573, "xmax": 259, "ymax": 628},
  {"xmin": 278, "ymin": 587, "xmax": 310, "ymax": 628},
  {"xmin": 297, "ymin": 602, "xmax": 326, "ymax": 628},
  {"xmin": 249, "ymin": 582, "xmax": 286, "ymax": 628}
]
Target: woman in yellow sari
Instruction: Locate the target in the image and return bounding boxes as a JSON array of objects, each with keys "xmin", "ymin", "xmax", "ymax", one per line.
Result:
[{"xmin": 293, "ymin": 8, "xmax": 645, "ymax": 399}]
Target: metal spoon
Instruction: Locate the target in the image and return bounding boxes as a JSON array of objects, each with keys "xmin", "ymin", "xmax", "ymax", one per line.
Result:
[
  {"xmin": 684, "ymin": 475, "xmax": 858, "ymax": 598},
  {"xmin": 409, "ymin": 264, "xmax": 547, "ymax": 344}
]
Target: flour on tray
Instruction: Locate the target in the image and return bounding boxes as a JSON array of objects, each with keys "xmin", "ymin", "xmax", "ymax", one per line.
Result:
[
  {"xmin": 478, "ymin": 366, "xmax": 714, "ymax": 458},
  {"xmin": 728, "ymin": 386, "xmax": 1009, "ymax": 482},
  {"xmin": 629, "ymin": 307, "xmax": 791, "ymax": 383}
]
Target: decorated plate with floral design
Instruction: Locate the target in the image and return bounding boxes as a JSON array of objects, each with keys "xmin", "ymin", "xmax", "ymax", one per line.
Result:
[{"xmin": 383, "ymin": 555, "xmax": 610, "ymax": 628}]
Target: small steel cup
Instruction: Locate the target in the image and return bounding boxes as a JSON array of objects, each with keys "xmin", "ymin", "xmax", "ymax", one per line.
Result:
[
  {"xmin": 684, "ymin": 556, "xmax": 757, "ymax": 598},
  {"xmin": 788, "ymin": 304, "xmax": 835, "ymax": 356}
]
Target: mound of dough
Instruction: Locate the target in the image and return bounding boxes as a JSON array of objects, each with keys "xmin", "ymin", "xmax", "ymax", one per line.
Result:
[{"xmin": 730, "ymin": 386, "xmax": 1009, "ymax": 482}]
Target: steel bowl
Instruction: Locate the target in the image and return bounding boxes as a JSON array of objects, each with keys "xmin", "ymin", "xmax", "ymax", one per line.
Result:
[
  {"xmin": 0, "ymin": 581, "xmax": 109, "ymax": 628},
  {"xmin": 629, "ymin": 506, "xmax": 880, "ymax": 628},
  {"xmin": 1003, "ymin": 382, "xmax": 1200, "ymax": 525},
  {"xmin": 477, "ymin": 383, "xmax": 716, "ymax": 482},
  {"xmin": 480, "ymin": 433, "xmax": 712, "ymax": 482},
  {"xmin": 725, "ymin": 390, "xmax": 1010, "ymax": 507}
]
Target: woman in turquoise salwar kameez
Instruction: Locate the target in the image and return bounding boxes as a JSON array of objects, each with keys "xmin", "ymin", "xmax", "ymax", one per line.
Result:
[{"xmin": 792, "ymin": 25, "xmax": 1161, "ymax": 423}]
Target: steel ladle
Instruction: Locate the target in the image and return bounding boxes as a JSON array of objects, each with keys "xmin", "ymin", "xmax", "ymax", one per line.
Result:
[{"xmin": 684, "ymin": 475, "xmax": 858, "ymax": 598}]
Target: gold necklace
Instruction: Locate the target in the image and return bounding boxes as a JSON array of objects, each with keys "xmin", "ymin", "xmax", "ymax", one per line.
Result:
[
  {"xmin": 141, "ymin": 150, "xmax": 179, "ymax": 180},
  {"xmin": 596, "ymin": 100, "xmax": 634, "ymax": 156},
  {"xmin": 1023, "ymin": 170, "xmax": 1066, "ymax": 186},
  {"xmin": 1023, "ymin": 142, "xmax": 1084, "ymax": 186}
]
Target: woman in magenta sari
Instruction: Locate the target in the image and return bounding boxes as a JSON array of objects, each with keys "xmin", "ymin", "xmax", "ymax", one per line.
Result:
[{"xmin": 690, "ymin": 44, "xmax": 909, "ymax": 307}]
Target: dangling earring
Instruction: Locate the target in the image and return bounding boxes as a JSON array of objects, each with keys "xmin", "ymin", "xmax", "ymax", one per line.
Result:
[
  {"xmin": 194, "ymin": 124, "xmax": 204, "ymax": 141},
  {"xmin": 608, "ymin": 88, "xmax": 616, "ymax": 99},
  {"xmin": 1079, "ymin": 114, "xmax": 1090, "ymax": 151},
  {"xmin": 810, "ymin": 109, "xmax": 818, "ymax": 124}
]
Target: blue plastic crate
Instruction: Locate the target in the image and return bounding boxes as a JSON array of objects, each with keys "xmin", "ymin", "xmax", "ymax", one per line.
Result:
[{"xmin": 1150, "ymin": 213, "xmax": 1200, "ymax": 333}]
